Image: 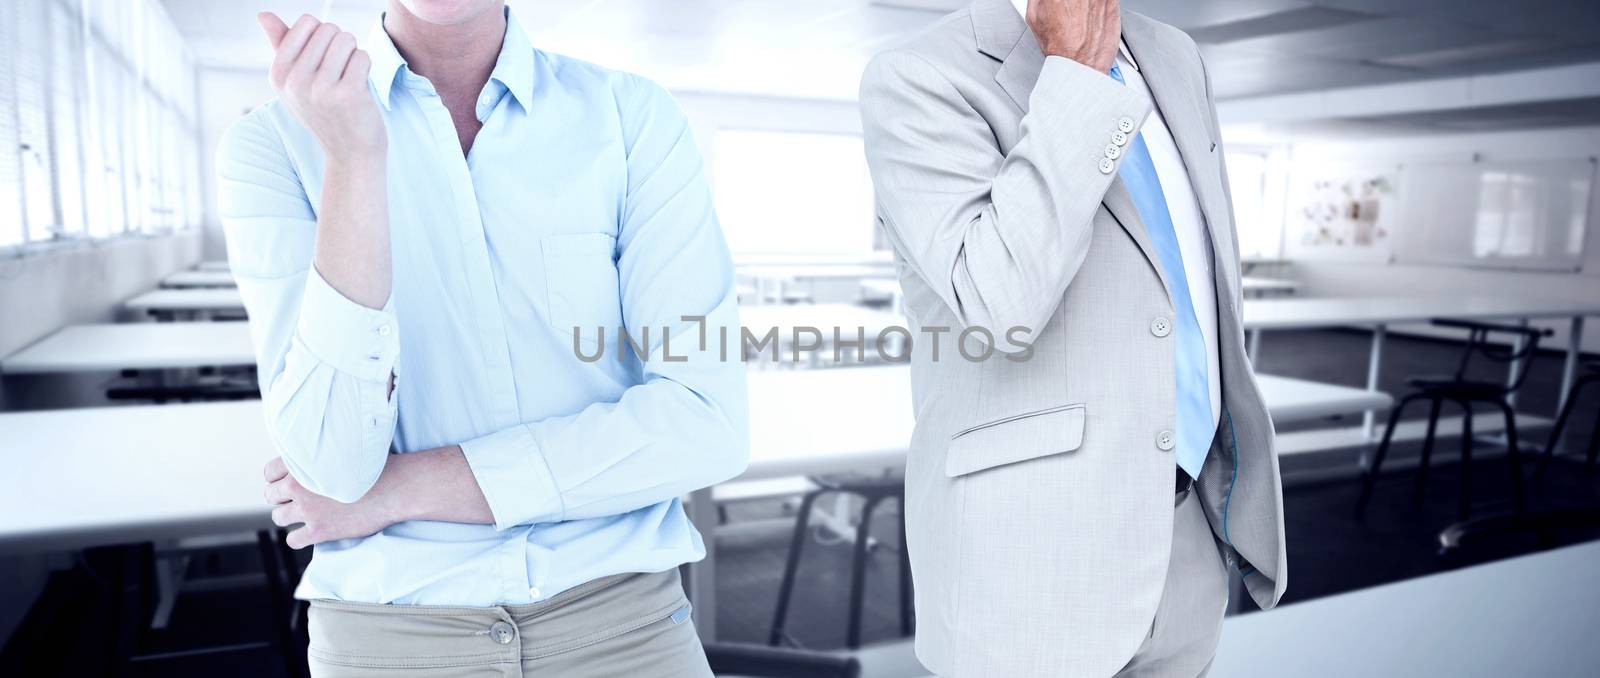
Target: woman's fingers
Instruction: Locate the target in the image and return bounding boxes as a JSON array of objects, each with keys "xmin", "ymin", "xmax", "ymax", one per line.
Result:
[
  {"xmin": 271, "ymin": 502, "xmax": 302, "ymax": 528},
  {"xmin": 290, "ymin": 22, "xmax": 341, "ymax": 88},
  {"xmin": 268, "ymin": 15, "xmax": 321, "ymax": 88},
  {"xmin": 263, "ymin": 477, "xmax": 296, "ymax": 505},
  {"xmin": 342, "ymin": 49, "xmax": 373, "ymax": 86},
  {"xmin": 317, "ymin": 32, "xmax": 359, "ymax": 88},
  {"xmin": 263, "ymin": 456, "xmax": 289, "ymax": 483},
  {"xmin": 285, "ymin": 527, "xmax": 316, "ymax": 550},
  {"xmin": 257, "ymin": 12, "xmax": 290, "ymax": 49}
]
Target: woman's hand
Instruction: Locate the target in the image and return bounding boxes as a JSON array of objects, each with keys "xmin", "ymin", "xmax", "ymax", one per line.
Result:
[
  {"xmin": 263, "ymin": 456, "xmax": 396, "ymax": 549},
  {"xmin": 257, "ymin": 13, "xmax": 387, "ymax": 161}
]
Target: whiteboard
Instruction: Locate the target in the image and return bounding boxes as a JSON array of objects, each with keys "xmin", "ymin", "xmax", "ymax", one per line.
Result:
[{"xmin": 1393, "ymin": 157, "xmax": 1595, "ymax": 272}]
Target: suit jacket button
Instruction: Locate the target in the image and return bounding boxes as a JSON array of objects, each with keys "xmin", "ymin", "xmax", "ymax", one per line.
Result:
[
  {"xmin": 1157, "ymin": 430, "xmax": 1175, "ymax": 451},
  {"xmin": 1150, "ymin": 316, "xmax": 1171, "ymax": 337}
]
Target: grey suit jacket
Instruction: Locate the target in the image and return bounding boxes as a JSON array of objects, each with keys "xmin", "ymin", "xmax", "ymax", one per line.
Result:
[{"xmin": 858, "ymin": 2, "xmax": 1287, "ymax": 676}]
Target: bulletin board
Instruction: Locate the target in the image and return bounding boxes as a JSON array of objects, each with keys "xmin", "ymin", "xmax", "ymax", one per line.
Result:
[{"xmin": 1282, "ymin": 163, "xmax": 1401, "ymax": 264}]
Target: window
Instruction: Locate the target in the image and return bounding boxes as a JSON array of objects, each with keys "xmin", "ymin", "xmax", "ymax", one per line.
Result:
[
  {"xmin": 0, "ymin": 0, "xmax": 199, "ymax": 250},
  {"xmin": 1225, "ymin": 150, "xmax": 1286, "ymax": 260},
  {"xmin": 0, "ymin": 2, "xmax": 23, "ymax": 248},
  {"xmin": 712, "ymin": 130, "xmax": 877, "ymax": 257},
  {"xmin": 16, "ymin": 0, "xmax": 57, "ymax": 241}
]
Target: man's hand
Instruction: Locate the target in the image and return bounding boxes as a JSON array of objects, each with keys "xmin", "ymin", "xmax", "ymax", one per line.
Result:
[
  {"xmin": 264, "ymin": 457, "xmax": 395, "ymax": 549},
  {"xmin": 257, "ymin": 13, "xmax": 386, "ymax": 160},
  {"xmin": 1025, "ymin": 0, "xmax": 1121, "ymax": 73}
]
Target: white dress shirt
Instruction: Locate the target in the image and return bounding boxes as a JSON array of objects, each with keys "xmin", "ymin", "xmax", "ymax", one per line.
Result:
[
  {"xmin": 1007, "ymin": 0, "xmax": 1221, "ymax": 431},
  {"xmin": 1112, "ymin": 42, "xmax": 1222, "ymax": 433}
]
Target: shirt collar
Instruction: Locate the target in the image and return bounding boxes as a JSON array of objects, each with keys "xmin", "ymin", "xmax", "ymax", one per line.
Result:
[
  {"xmin": 364, "ymin": 16, "xmax": 407, "ymax": 109},
  {"xmin": 364, "ymin": 5, "xmax": 535, "ymax": 112}
]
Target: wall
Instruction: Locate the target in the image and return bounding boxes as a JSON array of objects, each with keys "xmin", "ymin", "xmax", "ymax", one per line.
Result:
[
  {"xmin": 672, "ymin": 90, "xmax": 862, "ymax": 183},
  {"xmin": 1280, "ymin": 126, "xmax": 1600, "ymax": 353}
]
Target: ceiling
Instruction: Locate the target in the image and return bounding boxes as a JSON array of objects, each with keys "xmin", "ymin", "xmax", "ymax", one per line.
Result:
[{"xmin": 160, "ymin": 0, "xmax": 1600, "ymax": 130}]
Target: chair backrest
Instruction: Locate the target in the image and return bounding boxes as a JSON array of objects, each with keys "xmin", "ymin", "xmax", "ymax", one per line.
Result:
[{"xmin": 1431, "ymin": 319, "xmax": 1552, "ymax": 391}]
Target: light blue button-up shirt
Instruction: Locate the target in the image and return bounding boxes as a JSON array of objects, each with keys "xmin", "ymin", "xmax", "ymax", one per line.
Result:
[{"xmin": 216, "ymin": 9, "xmax": 748, "ymax": 606}]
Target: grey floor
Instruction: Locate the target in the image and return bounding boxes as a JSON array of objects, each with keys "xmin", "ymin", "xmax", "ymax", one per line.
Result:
[{"xmin": 3, "ymin": 329, "xmax": 1599, "ymax": 675}]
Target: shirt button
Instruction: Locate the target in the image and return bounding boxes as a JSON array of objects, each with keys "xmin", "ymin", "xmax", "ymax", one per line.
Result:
[
  {"xmin": 1118, "ymin": 116, "xmax": 1136, "ymax": 134},
  {"xmin": 377, "ymin": 324, "xmax": 392, "ymax": 337},
  {"xmin": 1150, "ymin": 316, "xmax": 1171, "ymax": 337},
  {"xmin": 489, "ymin": 621, "xmax": 515, "ymax": 645},
  {"xmin": 1098, "ymin": 158, "xmax": 1115, "ymax": 175},
  {"xmin": 1157, "ymin": 430, "xmax": 1175, "ymax": 451},
  {"xmin": 1112, "ymin": 130, "xmax": 1129, "ymax": 146},
  {"xmin": 528, "ymin": 586, "xmax": 542, "ymax": 599},
  {"xmin": 1104, "ymin": 144, "xmax": 1122, "ymax": 160}
]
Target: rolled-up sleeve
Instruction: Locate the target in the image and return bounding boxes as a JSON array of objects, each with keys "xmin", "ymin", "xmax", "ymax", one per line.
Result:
[
  {"xmin": 216, "ymin": 108, "xmax": 399, "ymax": 504},
  {"xmin": 458, "ymin": 75, "xmax": 749, "ymax": 531}
]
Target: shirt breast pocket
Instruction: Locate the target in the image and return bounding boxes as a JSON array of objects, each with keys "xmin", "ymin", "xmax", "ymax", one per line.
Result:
[{"xmin": 541, "ymin": 233, "xmax": 624, "ymax": 349}]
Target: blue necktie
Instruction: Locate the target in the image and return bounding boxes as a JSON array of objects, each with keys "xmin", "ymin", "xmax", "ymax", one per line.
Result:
[{"xmin": 1109, "ymin": 62, "xmax": 1213, "ymax": 480}]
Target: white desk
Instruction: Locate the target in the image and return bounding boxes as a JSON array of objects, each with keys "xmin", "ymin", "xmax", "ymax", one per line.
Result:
[
  {"xmin": 2, "ymin": 322, "xmax": 255, "ymax": 374},
  {"xmin": 740, "ymin": 264, "xmax": 896, "ymax": 281},
  {"xmin": 735, "ymin": 253, "xmax": 895, "ymax": 268},
  {"xmin": 1213, "ymin": 540, "xmax": 1600, "ymax": 677},
  {"xmin": 1240, "ymin": 276, "xmax": 1298, "ymax": 297},
  {"xmin": 739, "ymin": 263, "xmax": 897, "ymax": 305},
  {"xmin": 0, "ymin": 365, "xmax": 1389, "ymax": 634},
  {"xmin": 1243, "ymin": 294, "xmax": 1600, "ymax": 437},
  {"xmin": 1243, "ymin": 295, "xmax": 1600, "ymax": 331},
  {"xmin": 161, "ymin": 271, "xmax": 236, "ymax": 289},
  {"xmin": 196, "ymin": 260, "xmax": 231, "ymax": 273},
  {"xmin": 0, "ymin": 401, "xmax": 276, "ymax": 553},
  {"xmin": 124, "ymin": 288, "xmax": 246, "ymax": 317},
  {"xmin": 685, "ymin": 366, "xmax": 1394, "ymax": 640}
]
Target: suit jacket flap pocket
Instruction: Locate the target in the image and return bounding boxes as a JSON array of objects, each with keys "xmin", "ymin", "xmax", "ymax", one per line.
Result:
[{"xmin": 945, "ymin": 403, "xmax": 1085, "ymax": 477}]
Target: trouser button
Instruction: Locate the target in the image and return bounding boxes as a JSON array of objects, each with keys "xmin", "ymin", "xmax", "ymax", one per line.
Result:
[{"xmin": 490, "ymin": 621, "xmax": 515, "ymax": 645}]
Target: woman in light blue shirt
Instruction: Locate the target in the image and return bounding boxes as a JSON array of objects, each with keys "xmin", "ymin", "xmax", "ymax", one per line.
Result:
[{"xmin": 219, "ymin": 2, "xmax": 747, "ymax": 675}]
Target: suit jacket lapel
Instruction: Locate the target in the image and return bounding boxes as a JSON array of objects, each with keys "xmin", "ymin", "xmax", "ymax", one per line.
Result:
[
  {"xmin": 973, "ymin": 0, "xmax": 1170, "ymax": 296},
  {"xmin": 1121, "ymin": 14, "xmax": 1241, "ymax": 310}
]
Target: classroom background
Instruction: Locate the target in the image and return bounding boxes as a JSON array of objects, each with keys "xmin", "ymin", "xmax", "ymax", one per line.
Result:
[{"xmin": 2, "ymin": 0, "xmax": 1599, "ymax": 676}]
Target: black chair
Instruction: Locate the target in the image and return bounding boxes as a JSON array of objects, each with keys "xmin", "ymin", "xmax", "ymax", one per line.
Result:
[
  {"xmin": 769, "ymin": 473, "xmax": 912, "ymax": 650},
  {"xmin": 1537, "ymin": 360, "xmax": 1600, "ymax": 474},
  {"xmin": 705, "ymin": 643, "xmax": 861, "ymax": 677},
  {"xmin": 1437, "ymin": 506, "xmax": 1600, "ymax": 569},
  {"xmin": 1354, "ymin": 319, "xmax": 1551, "ymax": 521}
]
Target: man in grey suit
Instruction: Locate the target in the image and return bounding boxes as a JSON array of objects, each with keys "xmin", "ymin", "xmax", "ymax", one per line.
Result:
[{"xmin": 858, "ymin": 0, "xmax": 1286, "ymax": 675}]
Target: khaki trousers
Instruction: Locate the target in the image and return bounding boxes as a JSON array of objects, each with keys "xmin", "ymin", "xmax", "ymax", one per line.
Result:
[{"xmin": 306, "ymin": 569, "xmax": 711, "ymax": 677}]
